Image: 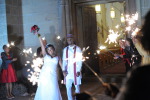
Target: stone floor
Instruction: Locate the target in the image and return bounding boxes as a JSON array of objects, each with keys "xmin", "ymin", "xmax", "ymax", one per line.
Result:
[
  {"xmin": 0, "ymin": 62, "xmax": 126, "ymax": 100},
  {"xmin": 0, "ymin": 74, "xmax": 125, "ymax": 100}
]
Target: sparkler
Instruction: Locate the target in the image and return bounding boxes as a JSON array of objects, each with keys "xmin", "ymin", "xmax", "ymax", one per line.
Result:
[
  {"xmin": 98, "ymin": 45, "xmax": 115, "ymax": 55},
  {"xmin": 99, "ymin": 45, "xmax": 106, "ymax": 50},
  {"xmin": 105, "ymin": 30, "xmax": 120, "ymax": 44},
  {"xmin": 28, "ymin": 57, "xmax": 44, "ymax": 85},
  {"xmin": 57, "ymin": 36, "xmax": 61, "ymax": 40},
  {"xmin": 124, "ymin": 12, "xmax": 140, "ymax": 36},
  {"xmin": 23, "ymin": 48, "xmax": 33, "ymax": 54},
  {"xmin": 131, "ymin": 28, "xmax": 140, "ymax": 36},
  {"xmin": 10, "ymin": 42, "xmax": 15, "ymax": 46},
  {"xmin": 7, "ymin": 44, "xmax": 10, "ymax": 47}
]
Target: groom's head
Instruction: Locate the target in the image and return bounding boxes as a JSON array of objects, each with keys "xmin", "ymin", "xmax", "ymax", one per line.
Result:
[{"xmin": 67, "ymin": 34, "xmax": 74, "ymax": 45}]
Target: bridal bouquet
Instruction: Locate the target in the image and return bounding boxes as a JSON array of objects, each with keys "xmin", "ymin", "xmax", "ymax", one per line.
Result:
[{"xmin": 31, "ymin": 25, "xmax": 40, "ymax": 34}]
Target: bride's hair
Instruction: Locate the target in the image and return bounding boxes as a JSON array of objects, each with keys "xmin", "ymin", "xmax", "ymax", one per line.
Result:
[{"xmin": 45, "ymin": 44, "xmax": 56, "ymax": 57}]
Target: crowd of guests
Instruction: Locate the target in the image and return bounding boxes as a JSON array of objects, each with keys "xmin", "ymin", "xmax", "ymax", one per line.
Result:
[{"xmin": 73, "ymin": 10, "xmax": 150, "ymax": 100}]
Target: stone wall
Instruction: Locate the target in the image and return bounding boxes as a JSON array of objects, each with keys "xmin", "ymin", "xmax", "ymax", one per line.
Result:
[
  {"xmin": 22, "ymin": 0, "xmax": 65, "ymax": 54},
  {"xmin": 6, "ymin": 0, "xmax": 23, "ymax": 47},
  {"xmin": 0, "ymin": 0, "xmax": 8, "ymax": 52}
]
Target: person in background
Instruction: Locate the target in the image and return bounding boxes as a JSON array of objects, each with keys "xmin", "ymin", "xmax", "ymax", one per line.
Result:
[
  {"xmin": 37, "ymin": 47, "xmax": 43, "ymax": 58},
  {"xmin": 0, "ymin": 45, "xmax": 17, "ymax": 99},
  {"xmin": 132, "ymin": 32, "xmax": 150, "ymax": 66},
  {"xmin": 115, "ymin": 10, "xmax": 150, "ymax": 100},
  {"xmin": 125, "ymin": 38, "xmax": 141, "ymax": 67},
  {"xmin": 114, "ymin": 39, "xmax": 131, "ymax": 73}
]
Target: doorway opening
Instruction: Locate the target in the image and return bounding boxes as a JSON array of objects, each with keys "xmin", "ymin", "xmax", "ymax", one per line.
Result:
[{"xmin": 75, "ymin": 1, "xmax": 126, "ymax": 75}]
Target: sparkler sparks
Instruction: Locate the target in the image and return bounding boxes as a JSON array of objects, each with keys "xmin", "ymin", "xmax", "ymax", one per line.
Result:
[
  {"xmin": 105, "ymin": 30, "xmax": 120, "ymax": 44},
  {"xmin": 34, "ymin": 53, "xmax": 37, "ymax": 57},
  {"xmin": 132, "ymin": 28, "xmax": 140, "ymax": 36},
  {"xmin": 96, "ymin": 50, "xmax": 100, "ymax": 54},
  {"xmin": 57, "ymin": 36, "xmax": 61, "ymax": 40},
  {"xmin": 28, "ymin": 57, "xmax": 44, "ymax": 85},
  {"xmin": 10, "ymin": 42, "xmax": 15, "ymax": 46},
  {"xmin": 115, "ymin": 25, "xmax": 119, "ymax": 29},
  {"xmin": 23, "ymin": 48, "xmax": 33, "ymax": 54},
  {"xmin": 124, "ymin": 12, "xmax": 140, "ymax": 36},
  {"xmin": 7, "ymin": 44, "xmax": 10, "ymax": 47},
  {"xmin": 99, "ymin": 45, "xmax": 106, "ymax": 50}
]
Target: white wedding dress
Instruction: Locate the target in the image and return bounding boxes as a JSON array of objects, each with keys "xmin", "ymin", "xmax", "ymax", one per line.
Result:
[{"xmin": 34, "ymin": 55, "xmax": 62, "ymax": 100}]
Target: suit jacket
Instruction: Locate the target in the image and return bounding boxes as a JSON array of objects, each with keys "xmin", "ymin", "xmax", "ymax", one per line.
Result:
[{"xmin": 1, "ymin": 52, "xmax": 13, "ymax": 69}]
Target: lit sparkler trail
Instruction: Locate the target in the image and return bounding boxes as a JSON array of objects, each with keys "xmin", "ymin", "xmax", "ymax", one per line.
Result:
[
  {"xmin": 132, "ymin": 28, "xmax": 140, "ymax": 36},
  {"xmin": 99, "ymin": 45, "xmax": 106, "ymax": 50},
  {"xmin": 83, "ymin": 62, "xmax": 104, "ymax": 84},
  {"xmin": 23, "ymin": 48, "xmax": 33, "ymax": 54},
  {"xmin": 105, "ymin": 30, "xmax": 120, "ymax": 44},
  {"xmin": 28, "ymin": 57, "xmax": 44, "ymax": 85},
  {"xmin": 7, "ymin": 44, "xmax": 10, "ymax": 47},
  {"xmin": 10, "ymin": 41, "xmax": 15, "ymax": 46},
  {"xmin": 124, "ymin": 12, "xmax": 140, "ymax": 36},
  {"xmin": 8, "ymin": 41, "xmax": 44, "ymax": 85},
  {"xmin": 57, "ymin": 36, "xmax": 61, "ymax": 40},
  {"xmin": 98, "ymin": 45, "xmax": 115, "ymax": 55}
]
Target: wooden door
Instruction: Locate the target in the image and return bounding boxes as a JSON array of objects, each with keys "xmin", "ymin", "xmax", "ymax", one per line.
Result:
[{"xmin": 82, "ymin": 7, "xmax": 99, "ymax": 74}]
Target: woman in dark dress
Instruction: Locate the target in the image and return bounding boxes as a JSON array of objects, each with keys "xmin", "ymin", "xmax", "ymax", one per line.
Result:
[
  {"xmin": 114, "ymin": 39, "xmax": 132, "ymax": 72},
  {"xmin": 125, "ymin": 38, "xmax": 141, "ymax": 67},
  {"xmin": 0, "ymin": 45, "xmax": 17, "ymax": 99}
]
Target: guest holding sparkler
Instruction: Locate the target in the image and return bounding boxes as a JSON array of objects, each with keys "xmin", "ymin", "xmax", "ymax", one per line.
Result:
[
  {"xmin": 125, "ymin": 38, "xmax": 141, "ymax": 67},
  {"xmin": 0, "ymin": 45, "xmax": 17, "ymax": 99},
  {"xmin": 114, "ymin": 39, "xmax": 131, "ymax": 72},
  {"xmin": 115, "ymin": 10, "xmax": 150, "ymax": 100}
]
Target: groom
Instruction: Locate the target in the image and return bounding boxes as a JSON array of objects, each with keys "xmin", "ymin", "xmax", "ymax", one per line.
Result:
[{"xmin": 62, "ymin": 34, "xmax": 82, "ymax": 100}]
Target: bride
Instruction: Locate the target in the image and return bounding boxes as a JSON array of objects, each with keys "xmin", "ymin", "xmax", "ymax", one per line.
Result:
[{"xmin": 34, "ymin": 33, "xmax": 62, "ymax": 100}]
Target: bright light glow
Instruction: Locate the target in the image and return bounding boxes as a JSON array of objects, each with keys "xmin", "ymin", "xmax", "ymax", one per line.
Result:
[
  {"xmin": 42, "ymin": 37, "xmax": 45, "ymax": 40},
  {"xmin": 110, "ymin": 8, "xmax": 115, "ymax": 18},
  {"xmin": 95, "ymin": 5, "xmax": 101, "ymax": 12},
  {"xmin": 57, "ymin": 36, "xmax": 61, "ymax": 40},
  {"xmin": 7, "ymin": 44, "xmax": 10, "ymax": 47},
  {"xmin": 132, "ymin": 28, "xmax": 140, "ymax": 36},
  {"xmin": 105, "ymin": 30, "xmax": 120, "ymax": 44},
  {"xmin": 28, "ymin": 57, "xmax": 44, "ymax": 85},
  {"xmin": 121, "ymin": 13, "xmax": 125, "ymax": 23},
  {"xmin": 26, "ymin": 61, "xmax": 30, "ymax": 64},
  {"xmin": 99, "ymin": 46, "xmax": 106, "ymax": 50},
  {"xmin": 115, "ymin": 25, "xmax": 119, "ymax": 29},
  {"xmin": 10, "ymin": 42, "xmax": 15, "ymax": 46},
  {"xmin": 23, "ymin": 48, "xmax": 32, "ymax": 54},
  {"xmin": 97, "ymin": 50, "xmax": 100, "ymax": 54},
  {"xmin": 126, "ymin": 26, "xmax": 131, "ymax": 31},
  {"xmin": 34, "ymin": 53, "xmax": 37, "ymax": 57}
]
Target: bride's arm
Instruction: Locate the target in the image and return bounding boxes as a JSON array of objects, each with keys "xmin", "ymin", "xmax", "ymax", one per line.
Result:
[{"xmin": 38, "ymin": 34, "xmax": 46, "ymax": 56}]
